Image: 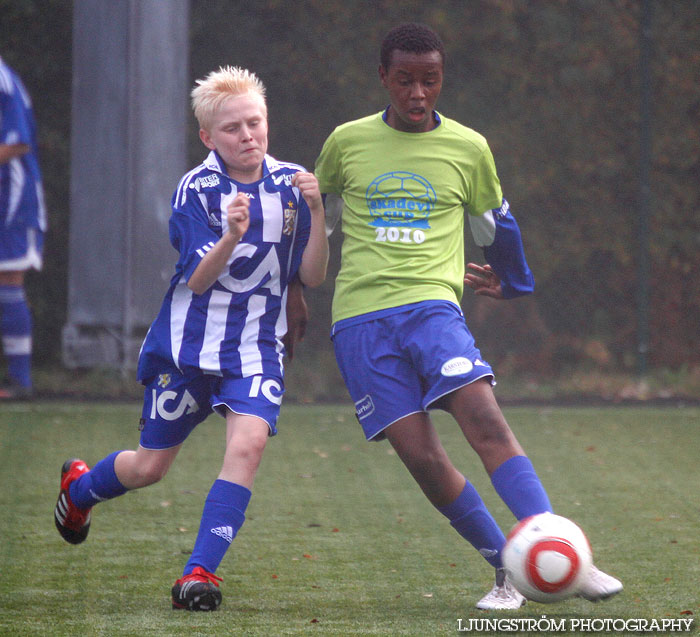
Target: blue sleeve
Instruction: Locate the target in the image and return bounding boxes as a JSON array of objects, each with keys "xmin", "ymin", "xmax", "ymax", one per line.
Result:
[
  {"xmin": 480, "ymin": 200, "xmax": 535, "ymax": 299},
  {"xmin": 0, "ymin": 83, "xmax": 32, "ymax": 146},
  {"xmin": 169, "ymin": 188, "xmax": 220, "ymax": 283}
]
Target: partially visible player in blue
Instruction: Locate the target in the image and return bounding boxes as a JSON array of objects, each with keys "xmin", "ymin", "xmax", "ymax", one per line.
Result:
[
  {"xmin": 0, "ymin": 56, "xmax": 47, "ymax": 400},
  {"xmin": 314, "ymin": 23, "xmax": 622, "ymax": 609},
  {"xmin": 53, "ymin": 66, "xmax": 329, "ymax": 611}
]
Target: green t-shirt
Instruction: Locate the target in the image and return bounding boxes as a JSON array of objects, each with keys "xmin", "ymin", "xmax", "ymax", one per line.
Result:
[{"xmin": 315, "ymin": 111, "xmax": 502, "ymax": 324}]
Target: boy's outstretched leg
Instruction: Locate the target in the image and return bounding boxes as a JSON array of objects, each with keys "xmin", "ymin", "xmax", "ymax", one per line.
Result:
[
  {"xmin": 449, "ymin": 381, "xmax": 622, "ymax": 602},
  {"xmin": 54, "ymin": 447, "xmax": 179, "ymax": 545}
]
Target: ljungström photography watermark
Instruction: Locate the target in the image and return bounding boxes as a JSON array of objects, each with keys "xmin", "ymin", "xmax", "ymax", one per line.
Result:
[{"xmin": 457, "ymin": 616, "xmax": 695, "ymax": 633}]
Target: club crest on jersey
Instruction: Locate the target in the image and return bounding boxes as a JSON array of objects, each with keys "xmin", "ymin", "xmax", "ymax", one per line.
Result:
[
  {"xmin": 365, "ymin": 171, "xmax": 436, "ymax": 229},
  {"xmin": 157, "ymin": 373, "xmax": 171, "ymax": 388},
  {"xmin": 283, "ymin": 200, "xmax": 297, "ymax": 235}
]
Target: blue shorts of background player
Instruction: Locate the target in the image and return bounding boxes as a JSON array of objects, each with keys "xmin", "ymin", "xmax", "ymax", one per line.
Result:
[
  {"xmin": 0, "ymin": 225, "xmax": 44, "ymax": 269},
  {"xmin": 139, "ymin": 365, "xmax": 284, "ymax": 450},
  {"xmin": 332, "ymin": 301, "xmax": 495, "ymax": 441}
]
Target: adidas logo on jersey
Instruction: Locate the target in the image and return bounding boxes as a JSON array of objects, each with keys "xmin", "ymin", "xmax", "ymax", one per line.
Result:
[{"xmin": 210, "ymin": 526, "xmax": 234, "ymax": 543}]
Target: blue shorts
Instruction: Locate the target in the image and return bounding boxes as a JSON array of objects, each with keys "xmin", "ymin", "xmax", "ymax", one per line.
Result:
[
  {"xmin": 331, "ymin": 301, "xmax": 494, "ymax": 441},
  {"xmin": 139, "ymin": 364, "xmax": 284, "ymax": 450},
  {"xmin": 0, "ymin": 227, "xmax": 43, "ymax": 271}
]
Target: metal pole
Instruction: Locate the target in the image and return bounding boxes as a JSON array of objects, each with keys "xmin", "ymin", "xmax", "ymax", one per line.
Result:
[{"xmin": 637, "ymin": 0, "xmax": 652, "ymax": 377}]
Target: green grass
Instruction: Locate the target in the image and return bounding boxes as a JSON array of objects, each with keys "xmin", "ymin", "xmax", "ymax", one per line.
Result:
[{"xmin": 1, "ymin": 403, "xmax": 698, "ymax": 636}]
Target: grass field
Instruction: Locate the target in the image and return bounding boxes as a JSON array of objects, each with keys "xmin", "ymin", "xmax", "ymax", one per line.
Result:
[{"xmin": 1, "ymin": 402, "xmax": 698, "ymax": 636}]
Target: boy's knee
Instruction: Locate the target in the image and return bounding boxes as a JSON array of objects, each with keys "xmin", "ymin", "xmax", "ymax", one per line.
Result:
[
  {"xmin": 394, "ymin": 440, "xmax": 452, "ymax": 477},
  {"xmin": 240, "ymin": 431, "xmax": 269, "ymax": 459},
  {"xmin": 132, "ymin": 459, "xmax": 171, "ymax": 487},
  {"xmin": 463, "ymin": 405, "xmax": 513, "ymax": 448}
]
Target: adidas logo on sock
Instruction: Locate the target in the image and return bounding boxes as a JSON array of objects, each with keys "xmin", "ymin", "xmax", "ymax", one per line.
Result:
[
  {"xmin": 88, "ymin": 489, "xmax": 108, "ymax": 502},
  {"xmin": 210, "ymin": 526, "xmax": 234, "ymax": 543}
]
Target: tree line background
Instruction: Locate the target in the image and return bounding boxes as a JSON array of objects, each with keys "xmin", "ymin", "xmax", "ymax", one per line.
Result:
[{"xmin": 1, "ymin": 0, "xmax": 699, "ymax": 400}]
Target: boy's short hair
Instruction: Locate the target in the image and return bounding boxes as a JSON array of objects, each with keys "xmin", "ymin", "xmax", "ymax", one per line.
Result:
[
  {"xmin": 191, "ymin": 66, "xmax": 267, "ymax": 131},
  {"xmin": 380, "ymin": 23, "xmax": 445, "ymax": 70}
]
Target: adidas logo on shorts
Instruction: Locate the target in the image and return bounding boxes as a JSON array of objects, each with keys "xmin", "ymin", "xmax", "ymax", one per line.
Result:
[{"xmin": 210, "ymin": 526, "xmax": 234, "ymax": 543}]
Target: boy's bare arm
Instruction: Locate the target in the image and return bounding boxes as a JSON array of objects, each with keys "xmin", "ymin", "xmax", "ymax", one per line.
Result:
[{"xmin": 294, "ymin": 172, "xmax": 329, "ymax": 288}]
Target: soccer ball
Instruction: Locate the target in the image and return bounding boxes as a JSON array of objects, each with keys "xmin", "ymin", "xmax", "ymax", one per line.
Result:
[{"xmin": 502, "ymin": 512, "xmax": 592, "ymax": 603}]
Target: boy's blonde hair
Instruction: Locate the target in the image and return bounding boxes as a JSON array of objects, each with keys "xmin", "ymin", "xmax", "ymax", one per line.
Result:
[{"xmin": 191, "ymin": 66, "xmax": 267, "ymax": 131}]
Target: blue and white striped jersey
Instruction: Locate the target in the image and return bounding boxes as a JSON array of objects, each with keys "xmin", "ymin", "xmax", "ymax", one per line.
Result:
[
  {"xmin": 0, "ymin": 57, "xmax": 46, "ymax": 232},
  {"xmin": 137, "ymin": 151, "xmax": 311, "ymax": 382}
]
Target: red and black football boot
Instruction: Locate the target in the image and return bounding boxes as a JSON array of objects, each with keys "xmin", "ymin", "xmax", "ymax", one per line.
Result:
[
  {"xmin": 54, "ymin": 458, "xmax": 92, "ymax": 544},
  {"xmin": 171, "ymin": 567, "xmax": 223, "ymax": 611}
]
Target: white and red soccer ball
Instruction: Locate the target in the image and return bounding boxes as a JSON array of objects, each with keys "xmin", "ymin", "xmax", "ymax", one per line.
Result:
[{"xmin": 502, "ymin": 512, "xmax": 592, "ymax": 603}]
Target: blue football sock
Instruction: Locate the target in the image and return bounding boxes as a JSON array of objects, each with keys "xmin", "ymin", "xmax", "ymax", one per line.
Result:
[
  {"xmin": 491, "ymin": 455, "xmax": 553, "ymax": 521},
  {"xmin": 0, "ymin": 285, "xmax": 33, "ymax": 388},
  {"xmin": 69, "ymin": 451, "xmax": 128, "ymax": 508},
  {"xmin": 437, "ymin": 480, "xmax": 506, "ymax": 569},
  {"xmin": 184, "ymin": 480, "xmax": 251, "ymax": 576}
]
